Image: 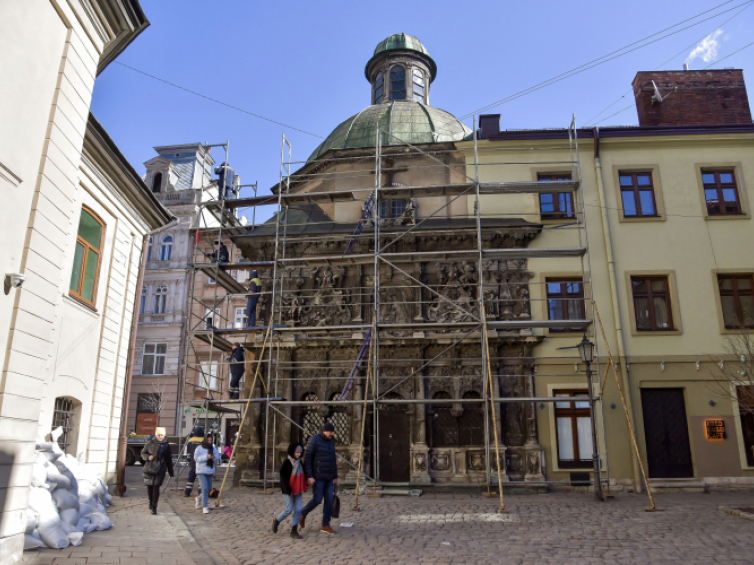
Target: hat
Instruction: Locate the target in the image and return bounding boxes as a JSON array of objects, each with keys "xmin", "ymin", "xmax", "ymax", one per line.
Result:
[
  {"xmin": 192, "ymin": 426, "xmax": 205, "ymax": 437},
  {"xmin": 322, "ymin": 422, "xmax": 335, "ymax": 433},
  {"xmin": 155, "ymin": 427, "xmax": 167, "ymax": 436}
]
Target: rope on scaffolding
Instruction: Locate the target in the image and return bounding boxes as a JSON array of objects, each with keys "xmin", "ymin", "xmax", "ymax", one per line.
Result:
[
  {"xmin": 338, "ymin": 329, "xmax": 372, "ymax": 400},
  {"xmin": 591, "ymin": 300, "xmax": 660, "ymax": 511},
  {"xmin": 343, "ymin": 190, "xmax": 376, "ymax": 256},
  {"xmin": 214, "ymin": 322, "xmax": 274, "ymax": 507}
]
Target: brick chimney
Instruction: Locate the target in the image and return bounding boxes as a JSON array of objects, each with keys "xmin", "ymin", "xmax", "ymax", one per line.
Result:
[{"xmin": 632, "ymin": 69, "xmax": 752, "ymax": 126}]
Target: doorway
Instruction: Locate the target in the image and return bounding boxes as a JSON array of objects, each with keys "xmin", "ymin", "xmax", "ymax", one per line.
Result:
[
  {"xmin": 378, "ymin": 408, "xmax": 410, "ymax": 482},
  {"xmin": 641, "ymin": 388, "xmax": 694, "ymax": 478}
]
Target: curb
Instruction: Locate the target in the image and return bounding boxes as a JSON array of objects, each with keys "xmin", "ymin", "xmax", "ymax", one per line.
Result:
[
  {"xmin": 718, "ymin": 506, "xmax": 754, "ymax": 522},
  {"xmin": 162, "ymin": 496, "xmax": 231, "ymax": 565}
]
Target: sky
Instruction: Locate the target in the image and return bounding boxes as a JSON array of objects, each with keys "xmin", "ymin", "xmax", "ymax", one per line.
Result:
[{"xmin": 91, "ymin": 0, "xmax": 754, "ymax": 221}]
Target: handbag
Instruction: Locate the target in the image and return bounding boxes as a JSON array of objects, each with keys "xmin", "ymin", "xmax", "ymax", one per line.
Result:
[{"xmin": 332, "ymin": 494, "xmax": 340, "ymax": 519}]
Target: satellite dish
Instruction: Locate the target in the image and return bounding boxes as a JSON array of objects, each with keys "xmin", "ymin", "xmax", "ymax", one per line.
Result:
[
  {"xmin": 651, "ymin": 80, "xmax": 664, "ymax": 104},
  {"xmin": 239, "ymin": 215, "xmax": 248, "ymax": 226}
]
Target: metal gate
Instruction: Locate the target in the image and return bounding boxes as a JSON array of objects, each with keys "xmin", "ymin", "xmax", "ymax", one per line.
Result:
[{"xmin": 641, "ymin": 388, "xmax": 694, "ymax": 478}]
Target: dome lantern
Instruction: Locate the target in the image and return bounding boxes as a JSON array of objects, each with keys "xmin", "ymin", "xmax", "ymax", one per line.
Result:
[{"xmin": 365, "ymin": 33, "xmax": 436, "ymax": 106}]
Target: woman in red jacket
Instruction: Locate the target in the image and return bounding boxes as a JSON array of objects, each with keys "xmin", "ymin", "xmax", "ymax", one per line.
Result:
[{"xmin": 272, "ymin": 442, "xmax": 306, "ymax": 539}]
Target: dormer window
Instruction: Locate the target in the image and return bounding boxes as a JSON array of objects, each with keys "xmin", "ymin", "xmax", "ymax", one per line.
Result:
[
  {"xmin": 151, "ymin": 172, "xmax": 162, "ymax": 193},
  {"xmin": 374, "ymin": 72, "xmax": 384, "ymax": 104},
  {"xmin": 413, "ymin": 69, "xmax": 425, "ymax": 103},
  {"xmin": 390, "ymin": 66, "xmax": 406, "ymax": 100}
]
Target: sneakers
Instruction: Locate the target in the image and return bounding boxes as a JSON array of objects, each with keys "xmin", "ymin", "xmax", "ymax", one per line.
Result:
[
  {"xmin": 290, "ymin": 526, "xmax": 302, "ymax": 539},
  {"xmin": 202, "ymin": 507, "xmax": 209, "ymax": 514},
  {"xmin": 272, "ymin": 517, "xmax": 280, "ymax": 534},
  {"xmin": 299, "ymin": 514, "xmax": 306, "ymax": 529},
  {"xmin": 320, "ymin": 525, "xmax": 336, "ymax": 535},
  {"xmin": 195, "ymin": 496, "xmax": 201, "ymax": 509}
]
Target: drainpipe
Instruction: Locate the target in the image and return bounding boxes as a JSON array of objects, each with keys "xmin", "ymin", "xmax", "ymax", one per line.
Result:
[
  {"xmin": 116, "ymin": 216, "xmax": 179, "ymax": 496},
  {"xmin": 592, "ymin": 128, "xmax": 642, "ymax": 493}
]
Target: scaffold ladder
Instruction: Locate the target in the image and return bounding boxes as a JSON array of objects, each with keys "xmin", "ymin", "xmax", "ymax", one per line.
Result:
[{"xmin": 343, "ymin": 190, "xmax": 376, "ymax": 256}]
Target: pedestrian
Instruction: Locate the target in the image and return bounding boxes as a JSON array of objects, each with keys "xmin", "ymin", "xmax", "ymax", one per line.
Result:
[
  {"xmin": 183, "ymin": 426, "xmax": 204, "ymax": 497},
  {"xmin": 194, "ymin": 432, "xmax": 221, "ymax": 514},
  {"xmin": 299, "ymin": 423, "xmax": 338, "ymax": 535},
  {"xmin": 228, "ymin": 342, "xmax": 245, "ymax": 400},
  {"xmin": 141, "ymin": 427, "xmax": 174, "ymax": 515},
  {"xmin": 245, "ymin": 270, "xmax": 262, "ymax": 328},
  {"xmin": 272, "ymin": 442, "xmax": 307, "ymax": 539}
]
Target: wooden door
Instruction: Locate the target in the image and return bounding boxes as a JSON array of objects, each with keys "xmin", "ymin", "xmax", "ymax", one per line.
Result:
[
  {"xmin": 641, "ymin": 388, "xmax": 694, "ymax": 478},
  {"xmin": 378, "ymin": 409, "xmax": 410, "ymax": 483}
]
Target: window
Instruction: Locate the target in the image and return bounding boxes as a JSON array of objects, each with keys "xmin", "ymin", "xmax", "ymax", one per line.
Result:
[
  {"xmin": 718, "ymin": 275, "xmax": 754, "ymax": 329},
  {"xmin": 412, "ymin": 69, "xmax": 425, "ymax": 102},
  {"xmin": 52, "ymin": 397, "xmax": 76, "ymax": 454},
  {"xmin": 153, "ymin": 285, "xmax": 167, "ymax": 314},
  {"xmin": 538, "ymin": 173, "xmax": 574, "ymax": 219},
  {"xmin": 554, "ymin": 390, "xmax": 592, "ymax": 468},
  {"xmin": 546, "ymin": 278, "xmax": 586, "ymax": 332},
  {"xmin": 619, "ymin": 172, "xmax": 657, "ymax": 217},
  {"xmin": 234, "ymin": 307, "xmax": 246, "ymax": 329},
  {"xmin": 458, "ymin": 391, "xmax": 484, "ymax": 446},
  {"xmin": 146, "ymin": 236, "xmax": 153, "ymax": 262},
  {"xmin": 703, "ymin": 170, "xmax": 741, "ymax": 216},
  {"xmin": 378, "ymin": 199, "xmax": 406, "ymax": 219},
  {"xmin": 300, "ymin": 393, "xmax": 324, "ymax": 445},
  {"xmin": 430, "ymin": 392, "xmax": 457, "ymax": 447},
  {"xmin": 326, "ymin": 393, "xmax": 351, "ymax": 446},
  {"xmin": 198, "ymin": 362, "xmax": 218, "ymax": 391},
  {"xmin": 142, "ymin": 343, "xmax": 167, "ymax": 375},
  {"xmin": 737, "ymin": 386, "xmax": 754, "ymax": 467},
  {"xmin": 631, "ymin": 277, "xmax": 673, "ymax": 331},
  {"xmin": 429, "ymin": 391, "xmax": 483, "ymax": 447},
  {"xmin": 374, "ymin": 71, "xmax": 384, "ymax": 104},
  {"xmin": 159, "ymin": 235, "xmax": 173, "ymax": 261},
  {"xmin": 151, "ymin": 172, "xmax": 162, "ymax": 193},
  {"xmin": 69, "ymin": 207, "xmax": 104, "ymax": 306},
  {"xmin": 390, "ymin": 66, "xmax": 405, "ymax": 100},
  {"xmin": 205, "ymin": 308, "xmax": 220, "ymax": 329},
  {"xmin": 140, "ymin": 286, "xmax": 147, "ymax": 315}
]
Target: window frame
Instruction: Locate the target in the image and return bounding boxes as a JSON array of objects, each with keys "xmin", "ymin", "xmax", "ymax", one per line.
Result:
[
  {"xmin": 630, "ymin": 276, "xmax": 675, "ymax": 332},
  {"xmin": 553, "ymin": 389, "xmax": 593, "ymax": 469},
  {"xmin": 197, "ymin": 361, "xmax": 219, "ymax": 391},
  {"xmin": 159, "ymin": 235, "xmax": 173, "ymax": 261},
  {"xmin": 52, "ymin": 397, "xmax": 77, "ymax": 455},
  {"xmin": 140, "ymin": 286, "xmax": 147, "ymax": 315},
  {"xmin": 153, "ymin": 285, "xmax": 168, "ymax": 314},
  {"xmin": 69, "ymin": 206, "xmax": 105, "ymax": 307},
  {"xmin": 717, "ymin": 274, "xmax": 754, "ymax": 329},
  {"xmin": 378, "ymin": 198, "xmax": 407, "ymax": 219},
  {"xmin": 702, "ymin": 169, "xmax": 742, "ymax": 216},
  {"xmin": 141, "ymin": 342, "xmax": 167, "ymax": 376},
  {"xmin": 618, "ymin": 171, "xmax": 658, "ymax": 218},
  {"xmin": 545, "ymin": 278, "xmax": 586, "ymax": 333},
  {"xmin": 146, "ymin": 236, "xmax": 153, "ymax": 262},
  {"xmin": 234, "ymin": 306, "xmax": 247, "ymax": 329},
  {"xmin": 389, "ymin": 65, "xmax": 406, "ymax": 101},
  {"xmin": 151, "ymin": 172, "xmax": 162, "ymax": 193},
  {"xmin": 373, "ymin": 71, "xmax": 384, "ymax": 104},
  {"xmin": 412, "ymin": 68, "xmax": 425, "ymax": 103},
  {"xmin": 537, "ymin": 173, "xmax": 575, "ymax": 220}
]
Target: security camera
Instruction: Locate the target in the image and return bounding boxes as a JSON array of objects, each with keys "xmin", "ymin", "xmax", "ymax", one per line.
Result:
[{"xmin": 4, "ymin": 273, "xmax": 26, "ymax": 295}]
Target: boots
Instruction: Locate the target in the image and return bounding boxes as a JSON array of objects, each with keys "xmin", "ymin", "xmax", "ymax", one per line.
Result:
[
  {"xmin": 299, "ymin": 514, "xmax": 306, "ymax": 529},
  {"xmin": 272, "ymin": 517, "xmax": 280, "ymax": 533},
  {"xmin": 151, "ymin": 505, "xmax": 157, "ymax": 515},
  {"xmin": 290, "ymin": 526, "xmax": 302, "ymax": 539}
]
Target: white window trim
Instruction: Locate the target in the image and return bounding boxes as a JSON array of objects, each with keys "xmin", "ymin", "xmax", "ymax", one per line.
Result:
[
  {"xmin": 142, "ymin": 342, "xmax": 168, "ymax": 376},
  {"xmin": 197, "ymin": 362, "xmax": 219, "ymax": 391},
  {"xmin": 234, "ymin": 307, "xmax": 246, "ymax": 329}
]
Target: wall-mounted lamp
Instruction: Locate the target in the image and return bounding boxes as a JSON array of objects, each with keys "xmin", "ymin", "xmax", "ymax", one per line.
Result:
[
  {"xmin": 4, "ymin": 273, "xmax": 25, "ymax": 295},
  {"xmin": 709, "ymin": 400, "xmax": 716, "ymax": 407},
  {"xmin": 539, "ymin": 403, "xmax": 545, "ymax": 410},
  {"xmin": 610, "ymin": 403, "xmax": 616, "ymax": 409}
]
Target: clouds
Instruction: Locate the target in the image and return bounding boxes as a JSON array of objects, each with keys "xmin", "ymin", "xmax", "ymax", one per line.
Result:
[{"xmin": 685, "ymin": 30, "xmax": 723, "ymax": 67}]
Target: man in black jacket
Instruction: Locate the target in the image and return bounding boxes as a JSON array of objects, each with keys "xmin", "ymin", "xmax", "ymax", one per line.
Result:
[
  {"xmin": 227, "ymin": 343, "xmax": 245, "ymax": 400},
  {"xmin": 299, "ymin": 422, "xmax": 338, "ymax": 534}
]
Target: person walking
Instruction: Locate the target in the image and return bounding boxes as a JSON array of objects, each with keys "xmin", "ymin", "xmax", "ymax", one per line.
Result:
[
  {"xmin": 272, "ymin": 442, "xmax": 307, "ymax": 539},
  {"xmin": 299, "ymin": 423, "xmax": 338, "ymax": 535},
  {"xmin": 194, "ymin": 433, "xmax": 221, "ymax": 514},
  {"xmin": 228, "ymin": 343, "xmax": 245, "ymax": 400},
  {"xmin": 183, "ymin": 426, "xmax": 204, "ymax": 497},
  {"xmin": 245, "ymin": 270, "xmax": 262, "ymax": 328},
  {"xmin": 141, "ymin": 427, "xmax": 174, "ymax": 515}
]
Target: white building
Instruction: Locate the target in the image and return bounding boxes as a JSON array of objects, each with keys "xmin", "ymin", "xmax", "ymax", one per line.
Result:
[{"xmin": 0, "ymin": 1, "xmax": 172, "ymax": 561}]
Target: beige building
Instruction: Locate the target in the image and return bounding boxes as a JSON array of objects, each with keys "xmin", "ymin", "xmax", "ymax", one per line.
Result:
[{"xmin": 0, "ymin": 1, "xmax": 171, "ymax": 560}]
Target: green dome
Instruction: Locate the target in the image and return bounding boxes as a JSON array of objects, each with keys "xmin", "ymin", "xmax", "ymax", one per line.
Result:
[
  {"xmin": 365, "ymin": 33, "xmax": 437, "ymax": 81},
  {"xmin": 307, "ymin": 101, "xmax": 471, "ymax": 162}
]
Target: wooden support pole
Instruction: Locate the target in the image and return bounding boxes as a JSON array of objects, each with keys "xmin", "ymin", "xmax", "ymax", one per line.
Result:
[
  {"xmin": 482, "ymin": 309, "xmax": 506, "ymax": 513},
  {"xmin": 352, "ymin": 319, "xmax": 376, "ymax": 511}
]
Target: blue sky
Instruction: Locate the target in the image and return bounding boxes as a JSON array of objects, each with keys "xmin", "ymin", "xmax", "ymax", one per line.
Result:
[{"xmin": 91, "ymin": 0, "xmax": 754, "ymax": 217}]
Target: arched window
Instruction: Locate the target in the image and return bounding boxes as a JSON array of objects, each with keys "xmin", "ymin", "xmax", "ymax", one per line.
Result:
[
  {"xmin": 69, "ymin": 206, "xmax": 105, "ymax": 307},
  {"xmin": 412, "ymin": 69, "xmax": 425, "ymax": 103},
  {"xmin": 327, "ymin": 392, "xmax": 350, "ymax": 445},
  {"xmin": 153, "ymin": 285, "xmax": 167, "ymax": 314},
  {"xmin": 159, "ymin": 235, "xmax": 173, "ymax": 261},
  {"xmin": 146, "ymin": 236, "xmax": 153, "ymax": 262},
  {"xmin": 300, "ymin": 393, "xmax": 323, "ymax": 444},
  {"xmin": 140, "ymin": 286, "xmax": 147, "ymax": 315},
  {"xmin": 390, "ymin": 66, "xmax": 406, "ymax": 100},
  {"xmin": 374, "ymin": 71, "xmax": 384, "ymax": 104},
  {"xmin": 430, "ymin": 391, "xmax": 456, "ymax": 447},
  {"xmin": 151, "ymin": 172, "xmax": 163, "ymax": 193},
  {"xmin": 459, "ymin": 391, "xmax": 484, "ymax": 446}
]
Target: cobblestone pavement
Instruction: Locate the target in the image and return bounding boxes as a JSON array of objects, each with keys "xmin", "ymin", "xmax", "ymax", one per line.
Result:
[{"xmin": 168, "ymin": 487, "xmax": 754, "ymax": 565}]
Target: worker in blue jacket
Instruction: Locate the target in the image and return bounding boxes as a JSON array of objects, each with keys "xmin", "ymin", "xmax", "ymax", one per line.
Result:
[{"xmin": 245, "ymin": 270, "xmax": 262, "ymax": 328}]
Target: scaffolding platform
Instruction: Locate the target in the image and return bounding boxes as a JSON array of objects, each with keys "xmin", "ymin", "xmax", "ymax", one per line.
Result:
[
  {"xmin": 190, "ymin": 330, "xmax": 233, "ymax": 352},
  {"xmin": 193, "ymin": 263, "xmax": 247, "ymax": 294}
]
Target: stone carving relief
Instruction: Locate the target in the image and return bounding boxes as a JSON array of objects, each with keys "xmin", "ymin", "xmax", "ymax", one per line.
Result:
[
  {"xmin": 467, "ymin": 451, "xmax": 485, "ymax": 471},
  {"xmin": 413, "ymin": 452, "xmax": 427, "ymax": 472},
  {"xmin": 430, "ymin": 452, "xmax": 451, "ymax": 471},
  {"xmin": 426, "ymin": 262, "xmax": 479, "ymax": 325}
]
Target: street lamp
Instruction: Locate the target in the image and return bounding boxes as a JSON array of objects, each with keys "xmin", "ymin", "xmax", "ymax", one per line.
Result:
[{"xmin": 577, "ymin": 335, "xmax": 603, "ymax": 502}]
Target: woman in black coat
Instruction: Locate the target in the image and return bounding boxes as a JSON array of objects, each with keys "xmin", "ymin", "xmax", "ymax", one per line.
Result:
[{"xmin": 141, "ymin": 427, "xmax": 174, "ymax": 515}]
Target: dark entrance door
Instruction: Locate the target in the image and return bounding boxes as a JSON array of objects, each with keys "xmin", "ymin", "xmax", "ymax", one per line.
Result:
[
  {"xmin": 641, "ymin": 388, "xmax": 694, "ymax": 478},
  {"xmin": 378, "ymin": 409, "xmax": 410, "ymax": 482}
]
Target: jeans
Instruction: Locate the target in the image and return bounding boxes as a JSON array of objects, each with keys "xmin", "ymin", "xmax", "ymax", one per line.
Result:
[
  {"xmin": 277, "ymin": 494, "xmax": 302, "ymax": 526},
  {"xmin": 245, "ymin": 297, "xmax": 258, "ymax": 328},
  {"xmin": 301, "ymin": 479, "xmax": 334, "ymax": 527},
  {"xmin": 197, "ymin": 474, "xmax": 212, "ymax": 508}
]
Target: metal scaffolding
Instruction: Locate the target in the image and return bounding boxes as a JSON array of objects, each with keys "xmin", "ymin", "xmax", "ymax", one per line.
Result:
[{"xmin": 177, "ymin": 117, "xmax": 609, "ymax": 502}]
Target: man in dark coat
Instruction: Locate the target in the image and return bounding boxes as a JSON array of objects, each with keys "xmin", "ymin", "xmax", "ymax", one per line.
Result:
[
  {"xmin": 228, "ymin": 343, "xmax": 245, "ymax": 400},
  {"xmin": 206, "ymin": 242, "xmax": 229, "ymax": 263},
  {"xmin": 245, "ymin": 270, "xmax": 262, "ymax": 328},
  {"xmin": 183, "ymin": 426, "xmax": 204, "ymax": 497},
  {"xmin": 299, "ymin": 422, "xmax": 338, "ymax": 534}
]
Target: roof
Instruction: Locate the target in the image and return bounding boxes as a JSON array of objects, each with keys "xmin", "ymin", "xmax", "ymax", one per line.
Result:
[
  {"xmin": 307, "ymin": 101, "xmax": 471, "ymax": 162},
  {"xmin": 365, "ymin": 33, "xmax": 437, "ymax": 81}
]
